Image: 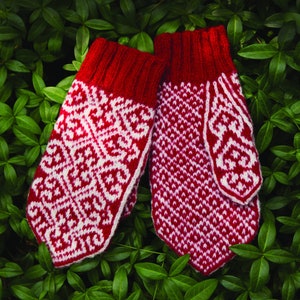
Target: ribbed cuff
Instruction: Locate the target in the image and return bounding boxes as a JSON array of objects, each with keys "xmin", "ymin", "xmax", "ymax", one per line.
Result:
[
  {"xmin": 154, "ymin": 25, "xmax": 236, "ymax": 84},
  {"xmin": 76, "ymin": 38, "xmax": 166, "ymax": 107}
]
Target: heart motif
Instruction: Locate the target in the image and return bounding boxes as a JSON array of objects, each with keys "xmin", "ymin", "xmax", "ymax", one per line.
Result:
[
  {"xmin": 204, "ymin": 72, "xmax": 262, "ymax": 204},
  {"xmin": 112, "ymin": 97, "xmax": 154, "ymax": 139},
  {"xmin": 40, "ymin": 139, "xmax": 70, "ymax": 174},
  {"xmin": 27, "ymin": 80, "xmax": 154, "ymax": 267}
]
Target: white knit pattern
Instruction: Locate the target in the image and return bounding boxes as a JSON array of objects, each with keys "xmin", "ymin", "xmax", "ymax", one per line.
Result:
[
  {"xmin": 27, "ymin": 80, "xmax": 154, "ymax": 266},
  {"xmin": 204, "ymin": 72, "xmax": 262, "ymax": 204},
  {"xmin": 150, "ymin": 79, "xmax": 260, "ymax": 275}
]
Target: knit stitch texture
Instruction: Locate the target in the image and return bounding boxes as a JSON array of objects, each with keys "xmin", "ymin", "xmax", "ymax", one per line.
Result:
[
  {"xmin": 27, "ymin": 38, "xmax": 165, "ymax": 267},
  {"xmin": 151, "ymin": 26, "xmax": 262, "ymax": 275}
]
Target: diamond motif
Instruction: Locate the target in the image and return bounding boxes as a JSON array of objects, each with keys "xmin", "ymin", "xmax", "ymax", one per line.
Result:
[{"xmin": 27, "ymin": 80, "xmax": 154, "ymax": 267}]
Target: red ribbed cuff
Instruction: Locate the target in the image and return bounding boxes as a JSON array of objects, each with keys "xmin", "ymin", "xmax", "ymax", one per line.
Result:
[
  {"xmin": 154, "ymin": 25, "xmax": 236, "ymax": 84},
  {"xmin": 76, "ymin": 38, "xmax": 166, "ymax": 107}
]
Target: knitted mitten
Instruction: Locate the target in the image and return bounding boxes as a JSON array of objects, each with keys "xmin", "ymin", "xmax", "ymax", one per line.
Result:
[
  {"xmin": 27, "ymin": 38, "xmax": 165, "ymax": 267},
  {"xmin": 150, "ymin": 25, "xmax": 262, "ymax": 275}
]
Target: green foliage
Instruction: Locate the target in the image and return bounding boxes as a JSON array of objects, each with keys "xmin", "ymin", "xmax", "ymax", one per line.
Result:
[{"xmin": 0, "ymin": 0, "xmax": 300, "ymax": 299}]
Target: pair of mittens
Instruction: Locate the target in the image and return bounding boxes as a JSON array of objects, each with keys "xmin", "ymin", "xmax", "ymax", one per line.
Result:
[{"xmin": 27, "ymin": 25, "xmax": 262, "ymax": 275}]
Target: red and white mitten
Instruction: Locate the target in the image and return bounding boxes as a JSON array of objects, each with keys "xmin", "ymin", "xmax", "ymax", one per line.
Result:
[
  {"xmin": 27, "ymin": 38, "xmax": 165, "ymax": 267},
  {"xmin": 150, "ymin": 25, "xmax": 262, "ymax": 275}
]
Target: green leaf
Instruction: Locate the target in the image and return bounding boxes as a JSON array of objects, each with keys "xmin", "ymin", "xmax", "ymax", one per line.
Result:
[
  {"xmin": 37, "ymin": 243, "xmax": 53, "ymax": 272},
  {"xmin": 28, "ymin": 19, "xmax": 47, "ymax": 41},
  {"xmin": 227, "ymin": 14, "xmax": 243, "ymax": 47},
  {"xmin": 282, "ymin": 276, "xmax": 296, "ymax": 300},
  {"xmin": 25, "ymin": 264, "xmax": 47, "ymax": 280},
  {"xmin": 67, "ymin": 270, "xmax": 85, "ymax": 292},
  {"xmin": 112, "ymin": 267, "xmax": 128, "ymax": 300},
  {"xmin": 13, "ymin": 95, "xmax": 28, "ymax": 116},
  {"xmin": 43, "ymin": 86, "xmax": 67, "ymax": 104},
  {"xmin": 87, "ymin": 289, "xmax": 114, "ymax": 299},
  {"xmin": 278, "ymin": 21, "xmax": 296, "ymax": 47},
  {"xmin": 42, "ymin": 7, "xmax": 64, "ymax": 30},
  {"xmin": 32, "ymin": 72, "xmax": 46, "ymax": 96},
  {"xmin": 265, "ymin": 196, "xmax": 290, "ymax": 210},
  {"xmin": 4, "ymin": 163, "xmax": 17, "ymax": 183},
  {"xmin": 249, "ymin": 287, "xmax": 273, "ymax": 300},
  {"xmin": 11, "ymin": 285, "xmax": 37, "ymax": 300},
  {"xmin": 0, "ymin": 137, "xmax": 9, "ymax": 161},
  {"xmin": 271, "ymin": 145, "xmax": 296, "ymax": 161},
  {"xmin": 48, "ymin": 31, "xmax": 63, "ymax": 53},
  {"xmin": 270, "ymin": 115, "xmax": 296, "ymax": 133},
  {"xmin": 7, "ymin": 12, "xmax": 26, "ymax": 33},
  {"xmin": 9, "ymin": 156, "xmax": 26, "ymax": 166},
  {"xmin": 61, "ymin": 9, "xmax": 82, "ymax": 24},
  {"xmin": 0, "ymin": 210, "xmax": 10, "ymax": 220},
  {"xmin": 54, "ymin": 274, "xmax": 67, "ymax": 292},
  {"xmin": 273, "ymin": 171, "xmax": 290, "ymax": 185},
  {"xmin": 39, "ymin": 101, "xmax": 54, "ymax": 123},
  {"xmin": 43, "ymin": 272, "xmax": 56, "ymax": 295},
  {"xmin": 187, "ymin": 14, "xmax": 206, "ymax": 27},
  {"xmin": 238, "ymin": 44, "xmax": 278, "ymax": 59},
  {"xmin": 294, "ymin": 133, "xmax": 300, "ymax": 149},
  {"xmin": 0, "ymin": 102, "xmax": 13, "ymax": 118},
  {"xmin": 230, "ymin": 244, "xmax": 262, "ymax": 259},
  {"xmin": 0, "ymin": 26, "xmax": 19, "ymax": 41},
  {"xmin": 265, "ymin": 13, "xmax": 284, "ymax": 28},
  {"xmin": 269, "ymin": 52, "xmax": 286, "ymax": 85},
  {"xmin": 163, "ymin": 277, "xmax": 183, "ymax": 300},
  {"xmin": 291, "ymin": 228, "xmax": 300, "ymax": 255},
  {"xmin": 100, "ymin": 260, "xmax": 111, "ymax": 278},
  {"xmin": 16, "ymin": 115, "xmax": 41, "ymax": 134},
  {"xmin": 25, "ymin": 145, "xmax": 41, "ymax": 166},
  {"xmin": 211, "ymin": 8, "xmax": 234, "ymax": 18},
  {"xmin": 277, "ymin": 216, "xmax": 300, "ymax": 227},
  {"xmin": 184, "ymin": 279, "xmax": 218, "ymax": 300},
  {"xmin": 0, "ymin": 225, "xmax": 7, "ymax": 235},
  {"xmin": 70, "ymin": 259, "xmax": 99, "ymax": 273},
  {"xmin": 157, "ymin": 19, "xmax": 181, "ymax": 35},
  {"xmin": 263, "ymin": 175, "xmax": 276, "ymax": 195},
  {"xmin": 249, "ymin": 258, "xmax": 269, "ymax": 291},
  {"xmin": 94, "ymin": 280, "xmax": 112, "ymax": 293},
  {"xmin": 5, "ymin": 59, "xmax": 29, "ymax": 73},
  {"xmin": 76, "ymin": 0, "xmax": 89, "ymax": 21},
  {"xmin": 75, "ymin": 26, "xmax": 90, "ymax": 60},
  {"xmin": 169, "ymin": 254, "xmax": 190, "ymax": 276},
  {"xmin": 134, "ymin": 262, "xmax": 167, "ymax": 280},
  {"xmin": 0, "ymin": 119, "xmax": 13, "ymax": 136},
  {"xmin": 126, "ymin": 289, "xmax": 141, "ymax": 300},
  {"xmin": 264, "ymin": 249, "xmax": 295, "ymax": 263},
  {"xmin": 130, "ymin": 32, "xmax": 153, "ymax": 53},
  {"xmin": 17, "ymin": 0, "xmax": 40, "ymax": 9},
  {"xmin": 170, "ymin": 275, "xmax": 197, "ymax": 292},
  {"xmin": 258, "ymin": 220, "xmax": 276, "ymax": 252},
  {"xmin": 13, "ymin": 127, "xmax": 39, "ymax": 146},
  {"xmin": 290, "ymin": 101, "xmax": 300, "ymax": 115},
  {"xmin": 0, "ymin": 262, "xmax": 23, "ymax": 278},
  {"xmin": 0, "ymin": 66, "xmax": 7, "ymax": 87},
  {"xmin": 236, "ymin": 291, "xmax": 249, "ymax": 300},
  {"xmin": 120, "ymin": 0, "xmax": 136, "ymax": 19},
  {"xmin": 85, "ymin": 19, "xmax": 114, "ymax": 31},
  {"xmin": 134, "ymin": 216, "xmax": 146, "ymax": 236},
  {"xmin": 72, "ymin": 60, "xmax": 82, "ymax": 71},
  {"xmin": 220, "ymin": 275, "xmax": 246, "ymax": 292},
  {"xmin": 256, "ymin": 121, "xmax": 273, "ymax": 153},
  {"xmin": 103, "ymin": 246, "xmax": 132, "ymax": 262}
]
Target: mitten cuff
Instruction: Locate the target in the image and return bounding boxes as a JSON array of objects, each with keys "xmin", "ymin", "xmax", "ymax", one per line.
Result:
[
  {"xmin": 154, "ymin": 25, "xmax": 236, "ymax": 84},
  {"xmin": 76, "ymin": 38, "xmax": 166, "ymax": 107}
]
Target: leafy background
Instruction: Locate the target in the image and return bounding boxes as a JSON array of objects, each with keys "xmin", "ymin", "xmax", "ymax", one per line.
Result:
[{"xmin": 0, "ymin": 0, "xmax": 300, "ymax": 299}]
